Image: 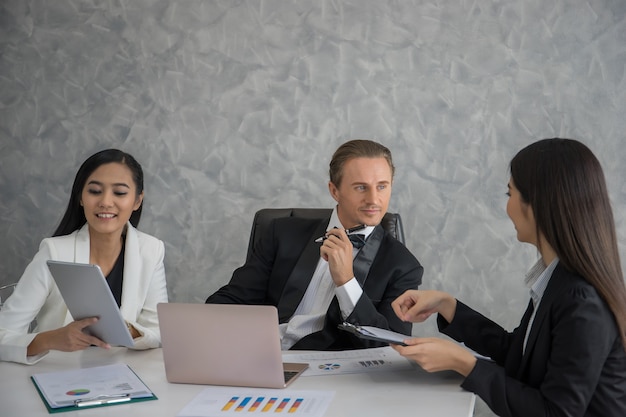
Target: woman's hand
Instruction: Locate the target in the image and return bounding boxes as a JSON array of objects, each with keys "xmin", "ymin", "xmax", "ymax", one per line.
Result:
[
  {"xmin": 391, "ymin": 337, "xmax": 477, "ymax": 376},
  {"xmin": 391, "ymin": 290, "xmax": 457, "ymax": 323},
  {"xmin": 126, "ymin": 322, "xmax": 141, "ymax": 339},
  {"xmin": 27, "ymin": 317, "xmax": 110, "ymax": 356}
]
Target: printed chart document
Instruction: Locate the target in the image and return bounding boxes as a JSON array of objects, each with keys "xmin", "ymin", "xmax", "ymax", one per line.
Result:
[
  {"xmin": 31, "ymin": 363, "xmax": 156, "ymax": 413},
  {"xmin": 177, "ymin": 387, "xmax": 334, "ymax": 417},
  {"xmin": 283, "ymin": 346, "xmax": 414, "ymax": 376}
]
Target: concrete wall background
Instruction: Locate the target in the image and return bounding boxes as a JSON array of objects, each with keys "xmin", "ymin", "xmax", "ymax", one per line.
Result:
[{"xmin": 2, "ymin": 1, "xmax": 625, "ymax": 415}]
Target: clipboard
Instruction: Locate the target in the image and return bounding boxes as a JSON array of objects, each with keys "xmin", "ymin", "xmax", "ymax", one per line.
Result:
[
  {"xmin": 30, "ymin": 363, "xmax": 157, "ymax": 413},
  {"xmin": 338, "ymin": 322, "xmax": 409, "ymax": 346}
]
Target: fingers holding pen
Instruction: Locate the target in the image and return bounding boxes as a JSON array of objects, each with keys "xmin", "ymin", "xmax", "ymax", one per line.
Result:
[
  {"xmin": 319, "ymin": 228, "xmax": 355, "ymax": 286},
  {"xmin": 322, "ymin": 228, "xmax": 356, "ymax": 252}
]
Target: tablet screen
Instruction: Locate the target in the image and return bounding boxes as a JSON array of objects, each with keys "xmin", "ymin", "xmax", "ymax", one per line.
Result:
[{"xmin": 47, "ymin": 260, "xmax": 134, "ymax": 347}]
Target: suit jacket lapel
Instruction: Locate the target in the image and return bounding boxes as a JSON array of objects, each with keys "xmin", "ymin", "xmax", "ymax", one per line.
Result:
[
  {"xmin": 518, "ymin": 265, "xmax": 565, "ymax": 372},
  {"xmin": 120, "ymin": 224, "xmax": 140, "ymax": 321},
  {"xmin": 505, "ymin": 299, "xmax": 534, "ymax": 376},
  {"xmin": 65, "ymin": 225, "xmax": 91, "ymax": 325},
  {"xmin": 73, "ymin": 224, "xmax": 90, "ymax": 263},
  {"xmin": 352, "ymin": 225, "xmax": 384, "ymax": 286},
  {"xmin": 277, "ymin": 219, "xmax": 328, "ymax": 322}
]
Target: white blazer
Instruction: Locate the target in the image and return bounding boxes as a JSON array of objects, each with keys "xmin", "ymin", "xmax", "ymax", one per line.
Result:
[{"xmin": 0, "ymin": 223, "xmax": 168, "ymax": 364}]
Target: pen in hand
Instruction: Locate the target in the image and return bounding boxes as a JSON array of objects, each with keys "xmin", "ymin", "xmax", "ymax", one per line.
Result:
[{"xmin": 314, "ymin": 224, "xmax": 366, "ymax": 243}]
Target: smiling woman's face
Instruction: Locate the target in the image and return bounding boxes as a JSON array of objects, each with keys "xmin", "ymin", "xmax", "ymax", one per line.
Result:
[{"xmin": 80, "ymin": 162, "xmax": 143, "ymax": 238}]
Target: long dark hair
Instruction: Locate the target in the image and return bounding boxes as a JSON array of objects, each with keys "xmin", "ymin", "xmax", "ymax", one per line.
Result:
[
  {"xmin": 510, "ymin": 138, "xmax": 626, "ymax": 349},
  {"xmin": 53, "ymin": 149, "xmax": 144, "ymax": 237}
]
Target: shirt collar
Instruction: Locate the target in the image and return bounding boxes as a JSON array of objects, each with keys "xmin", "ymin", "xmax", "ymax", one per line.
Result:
[
  {"xmin": 525, "ymin": 257, "xmax": 559, "ymax": 307},
  {"xmin": 327, "ymin": 206, "xmax": 376, "ymax": 239}
]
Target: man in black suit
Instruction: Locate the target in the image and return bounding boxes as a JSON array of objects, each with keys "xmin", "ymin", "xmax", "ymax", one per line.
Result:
[{"xmin": 206, "ymin": 140, "xmax": 423, "ymax": 350}]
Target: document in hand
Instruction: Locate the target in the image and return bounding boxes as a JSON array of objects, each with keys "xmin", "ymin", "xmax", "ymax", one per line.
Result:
[
  {"xmin": 30, "ymin": 363, "xmax": 157, "ymax": 413},
  {"xmin": 338, "ymin": 322, "xmax": 409, "ymax": 346}
]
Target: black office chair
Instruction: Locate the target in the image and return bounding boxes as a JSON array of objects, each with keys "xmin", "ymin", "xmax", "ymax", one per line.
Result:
[
  {"xmin": 245, "ymin": 208, "xmax": 405, "ymax": 262},
  {"xmin": 0, "ymin": 282, "xmax": 17, "ymax": 310}
]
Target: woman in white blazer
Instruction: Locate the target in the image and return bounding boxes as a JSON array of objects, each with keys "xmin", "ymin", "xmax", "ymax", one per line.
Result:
[{"xmin": 0, "ymin": 149, "xmax": 168, "ymax": 364}]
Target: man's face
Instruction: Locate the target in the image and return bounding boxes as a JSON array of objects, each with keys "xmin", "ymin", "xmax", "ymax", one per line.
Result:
[{"xmin": 329, "ymin": 157, "xmax": 392, "ymax": 227}]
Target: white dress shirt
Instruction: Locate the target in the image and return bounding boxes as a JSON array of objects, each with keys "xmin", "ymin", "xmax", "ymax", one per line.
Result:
[{"xmin": 280, "ymin": 207, "xmax": 374, "ymax": 349}]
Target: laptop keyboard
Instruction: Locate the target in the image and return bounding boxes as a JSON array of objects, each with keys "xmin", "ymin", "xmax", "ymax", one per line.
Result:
[{"xmin": 284, "ymin": 371, "xmax": 299, "ymax": 383}]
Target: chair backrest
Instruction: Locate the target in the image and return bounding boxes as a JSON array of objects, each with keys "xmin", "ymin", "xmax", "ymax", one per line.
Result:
[
  {"xmin": 0, "ymin": 283, "xmax": 17, "ymax": 310},
  {"xmin": 245, "ymin": 208, "xmax": 405, "ymax": 262}
]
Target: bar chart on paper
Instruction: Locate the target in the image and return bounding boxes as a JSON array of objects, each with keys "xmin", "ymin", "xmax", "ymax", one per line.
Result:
[
  {"xmin": 221, "ymin": 396, "xmax": 303, "ymax": 413},
  {"xmin": 177, "ymin": 387, "xmax": 334, "ymax": 417}
]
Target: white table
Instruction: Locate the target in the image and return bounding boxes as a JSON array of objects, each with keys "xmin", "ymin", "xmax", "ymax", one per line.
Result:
[{"xmin": 0, "ymin": 347, "xmax": 475, "ymax": 416}]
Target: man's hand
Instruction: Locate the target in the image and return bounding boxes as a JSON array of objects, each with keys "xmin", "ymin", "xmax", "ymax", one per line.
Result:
[
  {"xmin": 27, "ymin": 317, "xmax": 111, "ymax": 356},
  {"xmin": 319, "ymin": 228, "xmax": 356, "ymax": 286}
]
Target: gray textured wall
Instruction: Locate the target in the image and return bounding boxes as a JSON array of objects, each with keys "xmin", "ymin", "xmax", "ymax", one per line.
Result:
[{"xmin": 1, "ymin": 1, "xmax": 625, "ymax": 415}]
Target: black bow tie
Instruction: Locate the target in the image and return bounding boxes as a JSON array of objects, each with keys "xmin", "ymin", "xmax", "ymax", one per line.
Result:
[{"xmin": 348, "ymin": 234, "xmax": 366, "ymax": 249}]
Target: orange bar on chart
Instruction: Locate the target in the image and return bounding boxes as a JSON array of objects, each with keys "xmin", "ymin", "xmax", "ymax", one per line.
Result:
[
  {"xmin": 222, "ymin": 397, "xmax": 239, "ymax": 411},
  {"xmin": 288, "ymin": 398, "xmax": 303, "ymax": 413},
  {"xmin": 274, "ymin": 398, "xmax": 290, "ymax": 413}
]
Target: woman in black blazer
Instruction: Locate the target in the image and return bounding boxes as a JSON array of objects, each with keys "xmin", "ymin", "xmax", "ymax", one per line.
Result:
[{"xmin": 391, "ymin": 138, "xmax": 626, "ymax": 417}]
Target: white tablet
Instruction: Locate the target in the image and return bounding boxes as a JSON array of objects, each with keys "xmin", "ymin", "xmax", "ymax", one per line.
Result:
[{"xmin": 46, "ymin": 260, "xmax": 134, "ymax": 347}]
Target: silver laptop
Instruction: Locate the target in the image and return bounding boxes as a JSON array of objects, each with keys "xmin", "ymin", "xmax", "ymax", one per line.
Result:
[
  {"xmin": 46, "ymin": 260, "xmax": 134, "ymax": 347},
  {"xmin": 157, "ymin": 303, "xmax": 308, "ymax": 388}
]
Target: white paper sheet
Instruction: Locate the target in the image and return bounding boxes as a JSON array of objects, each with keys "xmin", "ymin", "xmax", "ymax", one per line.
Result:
[{"xmin": 283, "ymin": 346, "xmax": 414, "ymax": 376}]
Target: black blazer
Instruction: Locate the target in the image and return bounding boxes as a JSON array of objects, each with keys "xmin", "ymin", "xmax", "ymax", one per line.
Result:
[
  {"xmin": 206, "ymin": 216, "xmax": 423, "ymax": 350},
  {"xmin": 439, "ymin": 263, "xmax": 626, "ymax": 417}
]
